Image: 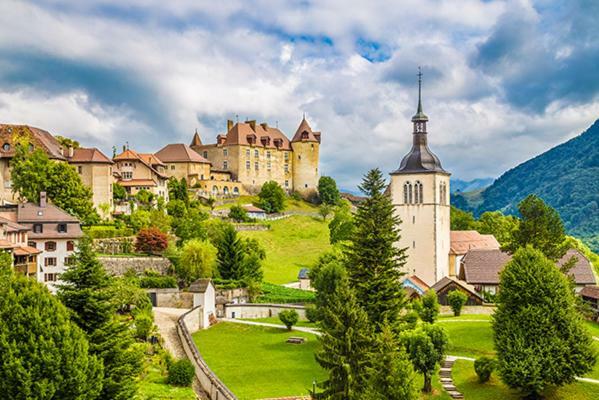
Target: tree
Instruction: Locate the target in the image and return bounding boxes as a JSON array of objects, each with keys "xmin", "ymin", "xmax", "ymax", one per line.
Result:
[
  {"xmin": 257, "ymin": 181, "xmax": 286, "ymax": 213},
  {"xmin": 505, "ymin": 195, "xmax": 567, "ymax": 260},
  {"xmin": 477, "ymin": 211, "xmax": 519, "ymax": 247},
  {"xmin": 166, "ymin": 199, "xmax": 187, "ymax": 218},
  {"xmin": 168, "ymin": 177, "xmax": 189, "ymax": 206},
  {"xmin": 328, "ymin": 200, "xmax": 354, "ymax": 244},
  {"xmin": 135, "ymin": 227, "xmax": 168, "ymax": 254},
  {"xmin": 129, "ymin": 209, "xmax": 172, "ymax": 233},
  {"xmin": 58, "ymin": 237, "xmax": 143, "ymax": 400},
  {"xmin": 173, "ymin": 208, "xmax": 208, "ymax": 245},
  {"xmin": 0, "ymin": 269, "xmax": 103, "ymax": 400},
  {"xmin": 493, "ymin": 246, "xmax": 596, "ymax": 397},
  {"xmin": 447, "ymin": 290, "xmax": 468, "ymax": 316},
  {"xmin": 135, "ymin": 189, "xmax": 154, "ymax": 208},
  {"xmin": 318, "ymin": 176, "xmax": 340, "ymax": 205},
  {"xmin": 113, "ymin": 183, "xmax": 127, "ymax": 201},
  {"xmin": 414, "ymin": 289, "xmax": 440, "ymax": 323},
  {"xmin": 450, "ymin": 206, "xmax": 477, "ymax": 230},
  {"xmin": 345, "ymin": 168, "xmax": 408, "ymax": 333},
  {"xmin": 318, "ymin": 203, "xmax": 333, "ymax": 221},
  {"xmin": 178, "ymin": 239, "xmax": 217, "ymax": 285},
  {"xmin": 229, "ymin": 204, "xmax": 249, "ymax": 222},
  {"xmin": 364, "ymin": 323, "xmax": 417, "ymax": 400},
  {"xmin": 205, "ymin": 197, "xmax": 216, "ymax": 210},
  {"xmin": 315, "ymin": 278, "xmax": 373, "ymax": 399},
  {"xmin": 402, "ymin": 324, "xmax": 448, "ymax": 393},
  {"xmin": 11, "ymin": 146, "xmax": 99, "ymax": 224},
  {"xmin": 278, "ymin": 309, "xmax": 299, "ymax": 330},
  {"xmin": 216, "ymin": 225, "xmax": 246, "ymax": 280},
  {"xmin": 311, "ymin": 251, "xmax": 347, "ymax": 321}
]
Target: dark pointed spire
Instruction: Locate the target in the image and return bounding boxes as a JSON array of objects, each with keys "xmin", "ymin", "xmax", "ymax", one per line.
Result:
[{"xmin": 412, "ymin": 66, "xmax": 428, "ymax": 122}]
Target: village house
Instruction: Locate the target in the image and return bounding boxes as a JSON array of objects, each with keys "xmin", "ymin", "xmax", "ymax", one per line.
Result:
[
  {"xmin": 0, "ymin": 215, "xmax": 41, "ymax": 278},
  {"xmin": 190, "ymin": 117, "xmax": 321, "ymax": 198},
  {"xmin": 430, "ymin": 276, "xmax": 485, "ymax": 306},
  {"xmin": 0, "ymin": 193, "xmax": 84, "ymax": 292},
  {"xmin": 113, "ymin": 148, "xmax": 169, "ymax": 203},
  {"xmin": 401, "ymin": 275, "xmax": 431, "ymax": 300},
  {"xmin": 449, "ymin": 231, "xmax": 500, "ymax": 277},
  {"xmin": 459, "ymin": 248, "xmax": 596, "ymax": 295}
]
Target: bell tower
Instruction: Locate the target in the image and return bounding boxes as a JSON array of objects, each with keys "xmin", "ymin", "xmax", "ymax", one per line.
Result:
[{"xmin": 389, "ymin": 69, "xmax": 451, "ymax": 285}]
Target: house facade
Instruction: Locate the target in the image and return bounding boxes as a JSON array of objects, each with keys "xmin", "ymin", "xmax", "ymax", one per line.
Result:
[
  {"xmin": 113, "ymin": 149, "xmax": 169, "ymax": 203},
  {"xmin": 0, "ymin": 215, "xmax": 41, "ymax": 277}
]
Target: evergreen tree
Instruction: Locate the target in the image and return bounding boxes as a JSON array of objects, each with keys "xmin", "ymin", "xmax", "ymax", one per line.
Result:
[
  {"xmin": 345, "ymin": 168, "xmax": 408, "ymax": 332},
  {"xmin": 0, "ymin": 266, "xmax": 103, "ymax": 400},
  {"xmin": 318, "ymin": 176, "xmax": 341, "ymax": 205},
  {"xmin": 328, "ymin": 200, "xmax": 354, "ymax": 244},
  {"xmin": 505, "ymin": 195, "xmax": 567, "ymax": 260},
  {"xmin": 414, "ymin": 289, "xmax": 440, "ymax": 323},
  {"xmin": 216, "ymin": 225, "xmax": 246, "ymax": 280},
  {"xmin": 315, "ymin": 278, "xmax": 373, "ymax": 399},
  {"xmin": 58, "ymin": 237, "xmax": 143, "ymax": 400},
  {"xmin": 364, "ymin": 323, "xmax": 417, "ymax": 400},
  {"xmin": 493, "ymin": 246, "xmax": 596, "ymax": 397}
]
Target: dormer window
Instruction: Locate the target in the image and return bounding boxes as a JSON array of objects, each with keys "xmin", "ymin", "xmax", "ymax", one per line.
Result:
[
  {"xmin": 2, "ymin": 143, "xmax": 10, "ymax": 151},
  {"xmin": 301, "ymin": 132, "xmax": 309, "ymax": 140},
  {"xmin": 33, "ymin": 224, "xmax": 43, "ymax": 233},
  {"xmin": 58, "ymin": 223, "xmax": 67, "ymax": 233}
]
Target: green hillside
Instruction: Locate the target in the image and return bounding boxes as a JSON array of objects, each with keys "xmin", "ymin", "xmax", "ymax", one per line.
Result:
[{"xmin": 458, "ymin": 119, "xmax": 599, "ymax": 251}]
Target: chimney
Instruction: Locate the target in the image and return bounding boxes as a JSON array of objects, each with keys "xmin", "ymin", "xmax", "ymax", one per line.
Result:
[
  {"xmin": 40, "ymin": 192, "xmax": 47, "ymax": 208},
  {"xmin": 68, "ymin": 146, "xmax": 74, "ymax": 158},
  {"xmin": 248, "ymin": 120, "xmax": 256, "ymax": 132},
  {"xmin": 260, "ymin": 122, "xmax": 268, "ymax": 130},
  {"xmin": 227, "ymin": 119, "xmax": 234, "ymax": 131},
  {"xmin": 122, "ymin": 145, "xmax": 126, "ymax": 153}
]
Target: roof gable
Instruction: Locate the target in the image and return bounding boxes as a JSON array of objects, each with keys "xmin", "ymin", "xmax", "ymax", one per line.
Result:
[{"xmin": 155, "ymin": 143, "xmax": 211, "ymax": 163}]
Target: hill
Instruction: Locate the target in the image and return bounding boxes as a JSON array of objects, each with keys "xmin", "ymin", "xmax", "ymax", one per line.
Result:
[
  {"xmin": 457, "ymin": 119, "xmax": 599, "ymax": 251},
  {"xmin": 451, "ymin": 178, "xmax": 494, "ymax": 194}
]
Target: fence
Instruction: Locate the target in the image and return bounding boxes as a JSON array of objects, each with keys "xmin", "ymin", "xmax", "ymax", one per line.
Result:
[{"xmin": 177, "ymin": 307, "xmax": 238, "ymax": 400}]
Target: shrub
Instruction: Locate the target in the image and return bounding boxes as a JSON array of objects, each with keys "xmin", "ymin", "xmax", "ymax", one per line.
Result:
[
  {"xmin": 278, "ymin": 309, "xmax": 299, "ymax": 330},
  {"xmin": 167, "ymin": 358, "xmax": 195, "ymax": 386},
  {"xmin": 417, "ymin": 289, "xmax": 440, "ymax": 323},
  {"xmin": 305, "ymin": 305, "xmax": 319, "ymax": 323},
  {"xmin": 134, "ymin": 312, "xmax": 154, "ymax": 340},
  {"xmin": 257, "ymin": 181, "xmax": 286, "ymax": 213},
  {"xmin": 474, "ymin": 356, "xmax": 497, "ymax": 383},
  {"xmin": 85, "ymin": 225, "xmax": 134, "ymax": 239},
  {"xmin": 138, "ymin": 274, "xmax": 178, "ymax": 289},
  {"xmin": 257, "ymin": 282, "xmax": 316, "ymax": 304},
  {"xmin": 135, "ymin": 227, "xmax": 168, "ymax": 254},
  {"xmin": 229, "ymin": 205, "xmax": 249, "ymax": 222},
  {"xmin": 447, "ymin": 290, "xmax": 468, "ymax": 317}
]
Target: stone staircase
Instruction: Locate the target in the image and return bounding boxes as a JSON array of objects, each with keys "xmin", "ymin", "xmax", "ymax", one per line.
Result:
[{"xmin": 440, "ymin": 357, "xmax": 464, "ymax": 399}]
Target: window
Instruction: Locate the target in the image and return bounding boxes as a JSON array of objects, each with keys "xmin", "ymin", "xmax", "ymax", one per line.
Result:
[
  {"xmin": 122, "ymin": 171, "xmax": 133, "ymax": 179},
  {"xmin": 266, "ymin": 151, "xmax": 271, "ymax": 159},
  {"xmin": 254, "ymin": 149, "xmax": 259, "ymax": 158},
  {"xmin": 44, "ymin": 273, "xmax": 58, "ymax": 282},
  {"xmin": 246, "ymin": 161, "xmax": 250, "ymax": 170},
  {"xmin": 2, "ymin": 143, "xmax": 10, "ymax": 151},
  {"xmin": 254, "ymin": 161, "xmax": 259, "ymax": 171},
  {"xmin": 246, "ymin": 149, "xmax": 250, "ymax": 158},
  {"xmin": 414, "ymin": 181, "xmax": 423, "ymax": 204},
  {"xmin": 28, "ymin": 241, "xmax": 36, "ymax": 248},
  {"xmin": 440, "ymin": 182, "xmax": 447, "ymax": 205},
  {"xmin": 412, "ymin": 216, "xmax": 415, "ymax": 224},
  {"xmin": 66, "ymin": 241, "xmax": 75, "ymax": 251},
  {"xmin": 284, "ymin": 163, "xmax": 289, "ymax": 173},
  {"xmin": 203, "ymin": 151, "xmax": 208, "ymax": 158},
  {"xmin": 267, "ymin": 161, "xmax": 271, "ymax": 171},
  {"xmin": 223, "ymin": 148, "xmax": 228, "ymax": 157},
  {"xmin": 413, "ymin": 241, "xmax": 416, "ymax": 249},
  {"xmin": 77, "ymin": 166, "xmax": 83, "ymax": 174},
  {"xmin": 233, "ymin": 187, "xmax": 239, "ymax": 195},
  {"xmin": 64, "ymin": 257, "xmax": 76, "ymax": 266},
  {"xmin": 223, "ymin": 161, "xmax": 228, "ymax": 170},
  {"xmin": 284, "ymin": 152, "xmax": 289, "ymax": 160},
  {"xmin": 44, "ymin": 257, "xmax": 57, "ymax": 267},
  {"xmin": 403, "ymin": 182, "xmax": 413, "ymax": 204},
  {"xmin": 285, "ymin": 180, "xmax": 289, "ymax": 188},
  {"xmin": 57, "ymin": 223, "xmax": 67, "ymax": 233},
  {"xmin": 33, "ymin": 224, "xmax": 43, "ymax": 234},
  {"xmin": 171, "ymin": 165, "xmax": 175, "ymax": 170},
  {"xmin": 45, "ymin": 241, "xmax": 57, "ymax": 251},
  {"xmin": 298, "ymin": 155, "xmax": 302, "ymax": 160}
]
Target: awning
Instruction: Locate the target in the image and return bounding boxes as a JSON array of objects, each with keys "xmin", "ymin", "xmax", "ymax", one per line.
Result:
[{"xmin": 13, "ymin": 246, "xmax": 42, "ymax": 256}]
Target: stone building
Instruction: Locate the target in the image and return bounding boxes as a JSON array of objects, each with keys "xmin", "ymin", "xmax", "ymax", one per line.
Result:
[
  {"xmin": 389, "ymin": 75, "xmax": 451, "ymax": 286},
  {"xmin": 190, "ymin": 117, "xmax": 321, "ymax": 197},
  {"xmin": 113, "ymin": 148, "xmax": 169, "ymax": 203},
  {"xmin": 0, "ymin": 215, "xmax": 41, "ymax": 278}
]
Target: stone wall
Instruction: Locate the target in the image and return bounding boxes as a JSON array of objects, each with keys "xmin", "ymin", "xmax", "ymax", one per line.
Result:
[
  {"xmin": 177, "ymin": 307, "xmax": 237, "ymax": 400},
  {"xmin": 93, "ymin": 237, "xmax": 135, "ymax": 254},
  {"xmin": 146, "ymin": 288, "xmax": 193, "ymax": 309},
  {"xmin": 98, "ymin": 256, "xmax": 171, "ymax": 276},
  {"xmin": 224, "ymin": 303, "xmax": 306, "ymax": 319}
]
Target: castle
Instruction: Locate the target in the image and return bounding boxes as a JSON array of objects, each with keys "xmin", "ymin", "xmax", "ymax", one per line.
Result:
[{"xmin": 190, "ymin": 117, "xmax": 321, "ymax": 198}]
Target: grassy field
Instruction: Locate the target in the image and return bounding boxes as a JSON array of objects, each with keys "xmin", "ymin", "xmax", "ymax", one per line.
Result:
[
  {"xmin": 216, "ymin": 195, "xmax": 320, "ymax": 213},
  {"xmin": 240, "ymin": 316, "xmax": 318, "ymax": 328},
  {"xmin": 239, "ymin": 215, "xmax": 331, "ymax": 284},
  {"xmin": 137, "ymin": 352, "xmax": 196, "ymax": 400}
]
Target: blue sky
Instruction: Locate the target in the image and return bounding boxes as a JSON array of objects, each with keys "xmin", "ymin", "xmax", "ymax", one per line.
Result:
[{"xmin": 0, "ymin": 0, "xmax": 597, "ymax": 190}]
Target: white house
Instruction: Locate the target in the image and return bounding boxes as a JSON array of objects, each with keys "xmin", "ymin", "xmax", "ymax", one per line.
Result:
[{"xmin": 189, "ymin": 278, "xmax": 216, "ymax": 328}]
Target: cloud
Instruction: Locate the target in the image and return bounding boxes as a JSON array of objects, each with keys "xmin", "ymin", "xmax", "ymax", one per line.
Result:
[{"xmin": 0, "ymin": 0, "xmax": 597, "ymax": 191}]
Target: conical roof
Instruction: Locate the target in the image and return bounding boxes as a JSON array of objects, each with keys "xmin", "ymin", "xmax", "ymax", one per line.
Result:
[
  {"xmin": 190, "ymin": 130, "xmax": 202, "ymax": 147},
  {"xmin": 291, "ymin": 117, "xmax": 320, "ymax": 143}
]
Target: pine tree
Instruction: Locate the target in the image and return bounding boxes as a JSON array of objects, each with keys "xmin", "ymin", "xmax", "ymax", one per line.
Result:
[
  {"xmin": 0, "ymin": 267, "xmax": 103, "ymax": 400},
  {"xmin": 216, "ymin": 225, "xmax": 246, "ymax": 280},
  {"xmin": 493, "ymin": 246, "xmax": 596, "ymax": 397},
  {"xmin": 315, "ymin": 278, "xmax": 373, "ymax": 399},
  {"xmin": 58, "ymin": 237, "xmax": 143, "ymax": 400},
  {"xmin": 345, "ymin": 168, "xmax": 408, "ymax": 332}
]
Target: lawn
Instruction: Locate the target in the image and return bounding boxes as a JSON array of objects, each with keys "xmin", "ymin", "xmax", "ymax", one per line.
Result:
[
  {"xmin": 438, "ymin": 318, "xmax": 495, "ymax": 358},
  {"xmin": 238, "ymin": 215, "xmax": 331, "ymax": 284},
  {"xmin": 216, "ymin": 195, "xmax": 320, "ymax": 213},
  {"xmin": 585, "ymin": 320, "xmax": 599, "ymax": 338},
  {"xmin": 193, "ymin": 322, "xmax": 325, "ymax": 399},
  {"xmin": 137, "ymin": 352, "xmax": 196, "ymax": 400},
  {"xmin": 453, "ymin": 359, "xmax": 599, "ymax": 400},
  {"xmin": 240, "ymin": 316, "xmax": 318, "ymax": 328}
]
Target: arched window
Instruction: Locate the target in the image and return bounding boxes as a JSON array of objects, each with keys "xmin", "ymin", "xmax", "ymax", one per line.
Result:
[
  {"xmin": 439, "ymin": 182, "xmax": 447, "ymax": 205},
  {"xmin": 408, "ymin": 183, "xmax": 413, "ymax": 204},
  {"xmin": 403, "ymin": 182, "xmax": 413, "ymax": 204},
  {"xmin": 414, "ymin": 181, "xmax": 423, "ymax": 204},
  {"xmin": 233, "ymin": 187, "xmax": 239, "ymax": 195}
]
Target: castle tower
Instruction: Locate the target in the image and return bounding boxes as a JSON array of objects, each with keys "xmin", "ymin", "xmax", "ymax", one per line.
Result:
[
  {"xmin": 291, "ymin": 116, "xmax": 321, "ymax": 198},
  {"xmin": 389, "ymin": 70, "xmax": 451, "ymax": 286}
]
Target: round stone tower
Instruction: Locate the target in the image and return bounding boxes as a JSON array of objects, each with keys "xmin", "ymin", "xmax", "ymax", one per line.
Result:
[{"xmin": 291, "ymin": 116, "xmax": 321, "ymax": 199}]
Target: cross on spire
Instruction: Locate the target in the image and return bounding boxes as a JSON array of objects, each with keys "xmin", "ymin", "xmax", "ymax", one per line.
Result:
[{"xmin": 411, "ymin": 66, "xmax": 428, "ymax": 123}]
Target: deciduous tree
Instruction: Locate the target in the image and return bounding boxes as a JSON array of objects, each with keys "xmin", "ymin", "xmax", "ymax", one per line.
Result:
[
  {"xmin": 257, "ymin": 181, "xmax": 286, "ymax": 213},
  {"xmin": 318, "ymin": 176, "xmax": 340, "ymax": 205},
  {"xmin": 135, "ymin": 227, "xmax": 169, "ymax": 254},
  {"xmin": 178, "ymin": 239, "xmax": 217, "ymax": 284},
  {"xmin": 402, "ymin": 324, "xmax": 448, "ymax": 393}
]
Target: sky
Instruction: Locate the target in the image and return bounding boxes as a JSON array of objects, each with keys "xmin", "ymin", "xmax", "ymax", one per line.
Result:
[{"xmin": 0, "ymin": 0, "xmax": 598, "ymax": 191}]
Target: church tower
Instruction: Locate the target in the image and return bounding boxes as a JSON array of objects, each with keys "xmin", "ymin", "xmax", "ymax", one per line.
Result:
[{"xmin": 389, "ymin": 70, "xmax": 451, "ymax": 286}]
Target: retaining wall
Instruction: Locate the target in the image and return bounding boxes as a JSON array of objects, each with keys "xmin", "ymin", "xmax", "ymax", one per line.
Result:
[
  {"xmin": 224, "ymin": 303, "xmax": 307, "ymax": 319},
  {"xmin": 177, "ymin": 307, "xmax": 237, "ymax": 400},
  {"xmin": 98, "ymin": 256, "xmax": 171, "ymax": 276},
  {"xmin": 146, "ymin": 288, "xmax": 193, "ymax": 308}
]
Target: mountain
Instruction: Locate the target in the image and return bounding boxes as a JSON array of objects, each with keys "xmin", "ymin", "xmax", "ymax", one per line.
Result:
[
  {"xmin": 451, "ymin": 178, "xmax": 494, "ymax": 194},
  {"xmin": 455, "ymin": 119, "xmax": 599, "ymax": 251}
]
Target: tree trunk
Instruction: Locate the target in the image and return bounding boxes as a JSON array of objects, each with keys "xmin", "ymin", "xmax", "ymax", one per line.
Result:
[{"xmin": 423, "ymin": 373, "xmax": 432, "ymax": 393}]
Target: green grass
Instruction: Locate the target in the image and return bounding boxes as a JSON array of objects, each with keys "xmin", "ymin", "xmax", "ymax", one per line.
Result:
[
  {"xmin": 585, "ymin": 320, "xmax": 599, "ymax": 338},
  {"xmin": 441, "ymin": 320, "xmax": 495, "ymax": 359},
  {"xmin": 256, "ymin": 282, "xmax": 316, "ymax": 304},
  {"xmin": 439, "ymin": 313, "xmax": 492, "ymax": 321},
  {"xmin": 216, "ymin": 195, "xmax": 319, "ymax": 213},
  {"xmin": 240, "ymin": 316, "xmax": 317, "ymax": 328},
  {"xmin": 453, "ymin": 359, "xmax": 599, "ymax": 400},
  {"xmin": 239, "ymin": 215, "xmax": 331, "ymax": 284},
  {"xmin": 137, "ymin": 352, "xmax": 196, "ymax": 400},
  {"xmin": 193, "ymin": 322, "xmax": 325, "ymax": 399}
]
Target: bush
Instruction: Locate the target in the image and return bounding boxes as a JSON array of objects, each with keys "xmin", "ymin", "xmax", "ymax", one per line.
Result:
[
  {"xmin": 305, "ymin": 305, "xmax": 319, "ymax": 323},
  {"xmin": 447, "ymin": 290, "xmax": 468, "ymax": 317},
  {"xmin": 138, "ymin": 274, "xmax": 178, "ymax": 289},
  {"xmin": 167, "ymin": 358, "xmax": 195, "ymax": 386},
  {"xmin": 134, "ymin": 312, "xmax": 154, "ymax": 340},
  {"xmin": 257, "ymin": 181, "xmax": 286, "ymax": 213},
  {"xmin": 257, "ymin": 282, "xmax": 316, "ymax": 304},
  {"xmin": 278, "ymin": 309, "xmax": 299, "ymax": 330},
  {"xmin": 229, "ymin": 205, "xmax": 249, "ymax": 222},
  {"xmin": 474, "ymin": 356, "xmax": 497, "ymax": 383},
  {"xmin": 416, "ymin": 289, "xmax": 440, "ymax": 323},
  {"xmin": 85, "ymin": 225, "xmax": 134, "ymax": 239},
  {"xmin": 135, "ymin": 227, "xmax": 169, "ymax": 254}
]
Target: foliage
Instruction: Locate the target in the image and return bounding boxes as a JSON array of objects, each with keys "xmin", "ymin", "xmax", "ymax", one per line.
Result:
[
  {"xmin": 10, "ymin": 146, "xmax": 99, "ymax": 224},
  {"xmin": 328, "ymin": 200, "xmax": 354, "ymax": 244},
  {"xmin": 134, "ymin": 311, "xmax": 154, "ymax": 340},
  {"xmin": 135, "ymin": 227, "xmax": 169, "ymax": 254},
  {"xmin": 316, "ymin": 278, "xmax": 373, "ymax": 399},
  {"xmin": 257, "ymin": 180, "xmax": 286, "ymax": 213},
  {"xmin": 345, "ymin": 168, "xmax": 408, "ymax": 333},
  {"xmin": 178, "ymin": 239, "xmax": 217, "ymax": 285},
  {"xmin": 168, "ymin": 178, "xmax": 189, "ymax": 206},
  {"xmin": 504, "ymin": 194, "xmax": 567, "ymax": 260},
  {"xmin": 167, "ymin": 359, "xmax": 195, "ymax": 387},
  {"xmin": 450, "ymin": 206, "xmax": 477, "ymax": 231},
  {"xmin": 166, "ymin": 199, "xmax": 187, "ymax": 218},
  {"xmin": 414, "ymin": 289, "xmax": 440, "ymax": 323},
  {"xmin": 493, "ymin": 246, "xmax": 596, "ymax": 397},
  {"xmin": 172, "ymin": 208, "xmax": 209, "ymax": 245},
  {"xmin": 135, "ymin": 189, "xmax": 155, "ymax": 207},
  {"xmin": 84, "ymin": 225, "xmax": 133, "ymax": 239},
  {"xmin": 129, "ymin": 209, "xmax": 172, "ymax": 233},
  {"xmin": 256, "ymin": 282, "xmax": 316, "ymax": 304},
  {"xmin": 363, "ymin": 323, "xmax": 417, "ymax": 400},
  {"xmin": 318, "ymin": 176, "xmax": 340, "ymax": 205},
  {"xmin": 139, "ymin": 273, "xmax": 178, "ymax": 289},
  {"xmin": 305, "ymin": 304, "xmax": 319, "ymax": 323},
  {"xmin": 0, "ymin": 270, "xmax": 103, "ymax": 400},
  {"xmin": 215, "ymin": 225, "xmax": 264, "ymax": 282},
  {"xmin": 229, "ymin": 204, "xmax": 249, "ymax": 222},
  {"xmin": 477, "ymin": 211, "xmax": 519, "ymax": 247},
  {"xmin": 474, "ymin": 356, "xmax": 497, "ymax": 383},
  {"xmin": 113, "ymin": 183, "xmax": 127, "ymax": 201},
  {"xmin": 109, "ymin": 276, "xmax": 152, "ymax": 313},
  {"xmin": 278, "ymin": 309, "xmax": 299, "ymax": 330},
  {"xmin": 318, "ymin": 203, "xmax": 333, "ymax": 221},
  {"xmin": 402, "ymin": 324, "xmax": 448, "ymax": 393},
  {"xmin": 447, "ymin": 290, "xmax": 468, "ymax": 317}
]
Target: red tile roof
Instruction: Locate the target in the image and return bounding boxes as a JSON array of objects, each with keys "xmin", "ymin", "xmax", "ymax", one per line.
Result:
[
  {"xmin": 0, "ymin": 124, "xmax": 66, "ymax": 160},
  {"xmin": 581, "ymin": 286, "xmax": 599, "ymax": 300},
  {"xmin": 450, "ymin": 230, "xmax": 500, "ymax": 255},
  {"xmin": 155, "ymin": 143, "xmax": 211, "ymax": 163},
  {"xmin": 291, "ymin": 117, "xmax": 321, "ymax": 143},
  {"xmin": 69, "ymin": 147, "xmax": 113, "ymax": 164}
]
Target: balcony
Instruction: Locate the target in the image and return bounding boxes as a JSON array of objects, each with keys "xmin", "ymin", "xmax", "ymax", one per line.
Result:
[{"xmin": 14, "ymin": 262, "xmax": 37, "ymax": 277}]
